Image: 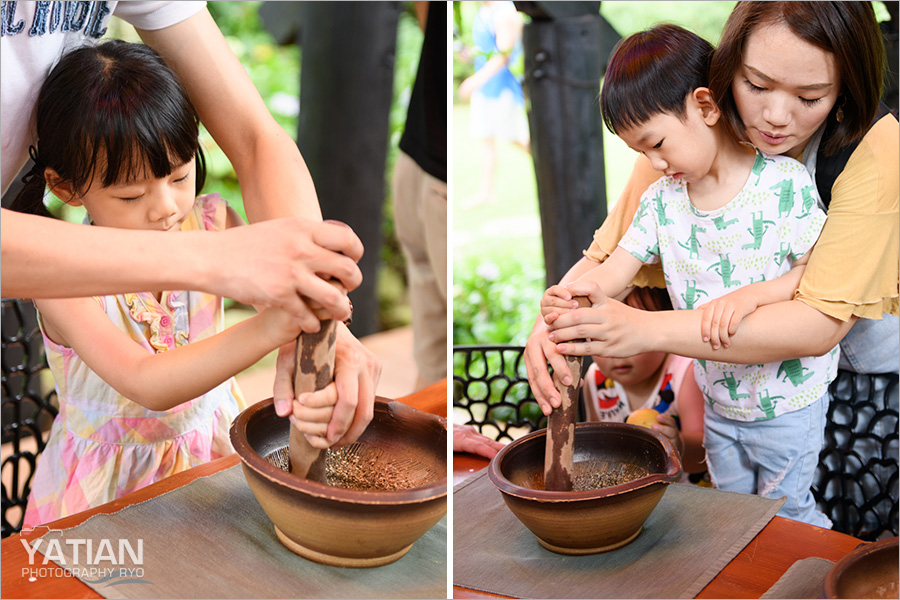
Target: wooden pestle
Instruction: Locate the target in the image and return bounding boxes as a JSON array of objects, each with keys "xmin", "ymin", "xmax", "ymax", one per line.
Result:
[
  {"xmin": 288, "ymin": 319, "xmax": 337, "ymax": 481},
  {"xmin": 544, "ymin": 296, "xmax": 590, "ymax": 491}
]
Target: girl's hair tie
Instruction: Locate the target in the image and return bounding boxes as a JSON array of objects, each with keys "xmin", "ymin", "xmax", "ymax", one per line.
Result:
[{"xmin": 21, "ymin": 145, "xmax": 46, "ymax": 185}]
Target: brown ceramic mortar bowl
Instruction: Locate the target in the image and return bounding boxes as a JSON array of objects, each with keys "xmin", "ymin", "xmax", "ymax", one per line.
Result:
[
  {"xmin": 488, "ymin": 422, "xmax": 682, "ymax": 555},
  {"xmin": 824, "ymin": 536, "xmax": 899, "ymax": 599},
  {"xmin": 230, "ymin": 397, "xmax": 447, "ymax": 568}
]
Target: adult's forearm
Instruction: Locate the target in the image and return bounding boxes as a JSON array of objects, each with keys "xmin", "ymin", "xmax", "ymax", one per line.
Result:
[
  {"xmin": 233, "ymin": 124, "xmax": 322, "ymax": 222},
  {"xmin": 652, "ymin": 299, "xmax": 852, "ymax": 363},
  {"xmin": 1, "ymin": 210, "xmax": 210, "ymax": 298}
]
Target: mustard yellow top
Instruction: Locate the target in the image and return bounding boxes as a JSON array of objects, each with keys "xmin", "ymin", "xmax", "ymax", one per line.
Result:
[{"xmin": 584, "ymin": 114, "xmax": 899, "ymax": 321}]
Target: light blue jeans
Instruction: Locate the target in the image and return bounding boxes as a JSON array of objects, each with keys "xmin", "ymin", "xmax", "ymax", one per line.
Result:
[
  {"xmin": 703, "ymin": 396, "xmax": 832, "ymax": 528},
  {"xmin": 838, "ymin": 314, "xmax": 899, "ymax": 374}
]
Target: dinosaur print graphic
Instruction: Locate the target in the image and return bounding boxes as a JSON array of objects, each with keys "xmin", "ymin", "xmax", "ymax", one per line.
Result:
[
  {"xmin": 680, "ymin": 280, "xmax": 709, "ymax": 310},
  {"xmin": 751, "ymin": 152, "xmax": 775, "ymax": 185},
  {"xmin": 770, "ymin": 179, "xmax": 795, "ymax": 218},
  {"xmin": 652, "ymin": 190, "xmax": 675, "ymax": 226},
  {"xmin": 632, "ymin": 201, "xmax": 650, "ymax": 234},
  {"xmin": 742, "ymin": 211, "xmax": 776, "ymax": 250},
  {"xmin": 797, "ymin": 185, "xmax": 817, "ymax": 219},
  {"xmin": 777, "ymin": 359, "xmax": 814, "ymax": 386},
  {"xmin": 708, "ymin": 253, "xmax": 741, "ymax": 288},
  {"xmin": 756, "ymin": 390, "xmax": 784, "ymax": 420},
  {"xmin": 713, "ymin": 372, "xmax": 750, "ymax": 402},
  {"xmin": 774, "ymin": 242, "xmax": 791, "ymax": 266},
  {"xmin": 712, "ymin": 214, "xmax": 739, "ymax": 230},
  {"xmin": 678, "ymin": 224, "xmax": 706, "ymax": 259}
]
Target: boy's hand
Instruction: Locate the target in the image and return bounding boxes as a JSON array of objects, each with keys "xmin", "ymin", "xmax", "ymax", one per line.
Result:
[
  {"xmin": 699, "ymin": 288, "xmax": 761, "ymax": 349},
  {"xmin": 541, "ymin": 285, "xmax": 579, "ymax": 323}
]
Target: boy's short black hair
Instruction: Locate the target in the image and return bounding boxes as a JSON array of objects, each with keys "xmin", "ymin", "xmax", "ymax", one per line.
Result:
[{"xmin": 600, "ymin": 24, "xmax": 714, "ymax": 134}]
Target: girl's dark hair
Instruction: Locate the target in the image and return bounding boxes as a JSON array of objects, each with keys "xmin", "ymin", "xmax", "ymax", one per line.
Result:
[
  {"xmin": 12, "ymin": 40, "xmax": 205, "ymax": 217},
  {"xmin": 710, "ymin": 1, "xmax": 885, "ymax": 156},
  {"xmin": 600, "ymin": 24, "xmax": 715, "ymax": 135},
  {"xmin": 625, "ymin": 287, "xmax": 673, "ymax": 312}
]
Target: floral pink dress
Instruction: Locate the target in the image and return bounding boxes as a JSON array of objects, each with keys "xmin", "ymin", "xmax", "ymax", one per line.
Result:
[{"xmin": 23, "ymin": 194, "xmax": 246, "ymax": 527}]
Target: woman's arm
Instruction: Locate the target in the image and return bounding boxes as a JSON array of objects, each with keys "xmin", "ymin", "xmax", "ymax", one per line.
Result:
[
  {"xmin": 552, "ymin": 279, "xmax": 854, "ymax": 364},
  {"xmin": 699, "ymin": 258, "xmax": 809, "ymax": 349},
  {"xmin": 35, "ymin": 296, "xmax": 304, "ymax": 411}
]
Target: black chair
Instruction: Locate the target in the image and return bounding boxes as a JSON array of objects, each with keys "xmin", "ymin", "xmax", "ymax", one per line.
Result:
[
  {"xmin": 1, "ymin": 299, "xmax": 58, "ymax": 538},
  {"xmin": 453, "ymin": 345, "xmax": 899, "ymax": 540},
  {"xmin": 813, "ymin": 369, "xmax": 899, "ymax": 540}
]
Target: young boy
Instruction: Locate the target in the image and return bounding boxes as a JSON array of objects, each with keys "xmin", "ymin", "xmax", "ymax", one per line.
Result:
[{"xmin": 541, "ymin": 24, "xmax": 837, "ymax": 527}]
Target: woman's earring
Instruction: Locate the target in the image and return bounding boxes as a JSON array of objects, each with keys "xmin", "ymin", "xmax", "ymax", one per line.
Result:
[{"xmin": 835, "ymin": 97, "xmax": 846, "ymax": 123}]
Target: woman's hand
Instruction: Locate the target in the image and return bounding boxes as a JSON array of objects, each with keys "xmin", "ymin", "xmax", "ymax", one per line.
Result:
[
  {"xmin": 524, "ymin": 317, "xmax": 575, "ymax": 416},
  {"xmin": 453, "ymin": 424, "xmax": 506, "ymax": 459}
]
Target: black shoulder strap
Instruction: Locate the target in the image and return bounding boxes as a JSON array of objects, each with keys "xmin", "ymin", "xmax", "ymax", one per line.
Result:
[{"xmin": 816, "ymin": 102, "xmax": 895, "ymax": 209}]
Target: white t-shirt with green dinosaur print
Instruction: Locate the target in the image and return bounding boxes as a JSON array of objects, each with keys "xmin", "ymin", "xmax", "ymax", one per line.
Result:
[{"xmin": 619, "ymin": 149, "xmax": 839, "ymax": 422}]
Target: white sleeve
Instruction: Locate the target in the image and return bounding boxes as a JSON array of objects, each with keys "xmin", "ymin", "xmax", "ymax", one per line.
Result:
[{"xmin": 112, "ymin": 1, "xmax": 207, "ymax": 31}]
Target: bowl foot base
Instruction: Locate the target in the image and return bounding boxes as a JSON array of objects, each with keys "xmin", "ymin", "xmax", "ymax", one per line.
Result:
[
  {"xmin": 274, "ymin": 526, "xmax": 413, "ymax": 568},
  {"xmin": 537, "ymin": 527, "xmax": 642, "ymax": 555}
]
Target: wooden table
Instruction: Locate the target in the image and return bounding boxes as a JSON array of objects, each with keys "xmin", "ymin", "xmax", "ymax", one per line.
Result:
[
  {"xmin": 452, "ymin": 453, "xmax": 863, "ymax": 599},
  {"xmin": 2, "ymin": 381, "xmax": 447, "ymax": 600}
]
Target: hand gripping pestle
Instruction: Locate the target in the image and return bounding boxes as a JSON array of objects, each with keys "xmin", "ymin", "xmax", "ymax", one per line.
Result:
[
  {"xmin": 543, "ymin": 296, "xmax": 590, "ymax": 491},
  {"xmin": 288, "ymin": 319, "xmax": 337, "ymax": 481}
]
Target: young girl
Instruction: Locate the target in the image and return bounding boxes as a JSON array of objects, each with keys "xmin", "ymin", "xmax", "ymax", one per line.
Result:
[
  {"xmin": 581, "ymin": 287, "xmax": 707, "ymax": 483},
  {"xmin": 15, "ymin": 41, "xmax": 334, "ymax": 527}
]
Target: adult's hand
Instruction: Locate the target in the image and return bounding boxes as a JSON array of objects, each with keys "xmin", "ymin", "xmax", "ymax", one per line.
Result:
[
  {"xmin": 208, "ymin": 218, "xmax": 362, "ymax": 332},
  {"xmin": 524, "ymin": 317, "xmax": 574, "ymax": 416},
  {"xmin": 453, "ymin": 424, "xmax": 505, "ymax": 459}
]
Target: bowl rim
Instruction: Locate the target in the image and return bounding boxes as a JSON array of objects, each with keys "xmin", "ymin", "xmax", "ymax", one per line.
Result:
[
  {"xmin": 230, "ymin": 397, "xmax": 448, "ymax": 505},
  {"xmin": 823, "ymin": 536, "xmax": 899, "ymax": 599},
  {"xmin": 487, "ymin": 421, "xmax": 682, "ymax": 502}
]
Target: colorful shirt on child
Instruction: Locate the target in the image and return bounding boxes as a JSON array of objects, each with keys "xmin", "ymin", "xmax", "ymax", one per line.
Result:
[
  {"xmin": 24, "ymin": 194, "xmax": 246, "ymax": 527},
  {"xmin": 582, "ymin": 354, "xmax": 693, "ymax": 424},
  {"xmin": 619, "ymin": 149, "xmax": 839, "ymax": 422}
]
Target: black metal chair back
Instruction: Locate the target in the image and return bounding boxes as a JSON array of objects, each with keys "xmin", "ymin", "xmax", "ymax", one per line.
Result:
[
  {"xmin": 1, "ymin": 299, "xmax": 57, "ymax": 537},
  {"xmin": 813, "ymin": 369, "xmax": 898, "ymax": 540}
]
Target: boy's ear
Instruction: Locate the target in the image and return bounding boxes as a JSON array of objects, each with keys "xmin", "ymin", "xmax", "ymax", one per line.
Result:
[
  {"xmin": 692, "ymin": 87, "xmax": 721, "ymax": 126},
  {"xmin": 43, "ymin": 167, "xmax": 82, "ymax": 206}
]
